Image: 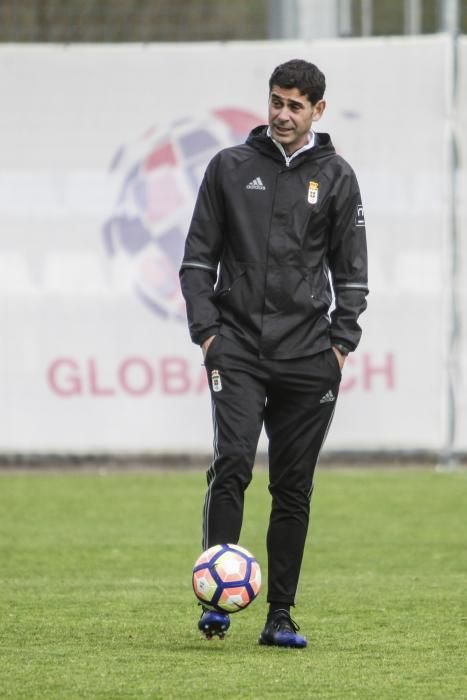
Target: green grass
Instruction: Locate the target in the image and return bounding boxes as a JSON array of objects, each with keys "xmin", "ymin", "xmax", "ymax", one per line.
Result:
[{"xmin": 0, "ymin": 467, "xmax": 466, "ymax": 699}]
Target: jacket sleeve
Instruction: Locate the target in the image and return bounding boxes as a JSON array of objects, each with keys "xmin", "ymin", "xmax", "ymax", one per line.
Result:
[
  {"xmin": 328, "ymin": 168, "xmax": 369, "ymax": 352},
  {"xmin": 179, "ymin": 154, "xmax": 224, "ymax": 345}
]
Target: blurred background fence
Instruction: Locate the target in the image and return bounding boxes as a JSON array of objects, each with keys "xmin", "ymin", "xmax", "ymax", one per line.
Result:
[{"xmin": 1, "ymin": 0, "xmax": 466, "ymax": 42}]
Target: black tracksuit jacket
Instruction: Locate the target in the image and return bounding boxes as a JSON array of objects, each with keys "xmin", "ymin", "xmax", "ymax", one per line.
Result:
[{"xmin": 180, "ymin": 126, "xmax": 368, "ymax": 359}]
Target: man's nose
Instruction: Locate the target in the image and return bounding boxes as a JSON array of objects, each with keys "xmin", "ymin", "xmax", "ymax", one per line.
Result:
[{"xmin": 277, "ymin": 105, "xmax": 290, "ymax": 122}]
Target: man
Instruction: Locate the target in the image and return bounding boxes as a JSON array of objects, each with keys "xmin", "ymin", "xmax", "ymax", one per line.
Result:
[{"xmin": 180, "ymin": 59, "xmax": 368, "ymax": 648}]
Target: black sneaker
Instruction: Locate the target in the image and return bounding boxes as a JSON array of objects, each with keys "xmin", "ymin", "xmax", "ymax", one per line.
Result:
[
  {"xmin": 258, "ymin": 609, "xmax": 307, "ymax": 648},
  {"xmin": 198, "ymin": 609, "xmax": 230, "ymax": 640}
]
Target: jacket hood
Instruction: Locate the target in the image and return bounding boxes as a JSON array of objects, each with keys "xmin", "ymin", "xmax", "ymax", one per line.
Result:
[{"xmin": 246, "ymin": 125, "xmax": 335, "ymax": 162}]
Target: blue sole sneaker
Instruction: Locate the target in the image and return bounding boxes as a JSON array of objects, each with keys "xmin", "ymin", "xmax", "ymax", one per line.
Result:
[
  {"xmin": 258, "ymin": 609, "xmax": 307, "ymax": 648},
  {"xmin": 198, "ymin": 609, "xmax": 230, "ymax": 640}
]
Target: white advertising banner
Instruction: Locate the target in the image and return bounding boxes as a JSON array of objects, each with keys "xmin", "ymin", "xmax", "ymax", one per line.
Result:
[
  {"xmin": 0, "ymin": 37, "xmax": 454, "ymax": 454},
  {"xmin": 455, "ymin": 38, "xmax": 467, "ymax": 452}
]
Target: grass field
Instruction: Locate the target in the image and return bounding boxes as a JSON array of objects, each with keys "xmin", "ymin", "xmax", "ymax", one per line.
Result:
[{"xmin": 0, "ymin": 467, "xmax": 466, "ymax": 699}]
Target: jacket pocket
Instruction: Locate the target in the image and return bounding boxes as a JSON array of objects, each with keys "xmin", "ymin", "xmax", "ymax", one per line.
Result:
[
  {"xmin": 213, "ymin": 267, "xmax": 247, "ymax": 301},
  {"xmin": 307, "ymin": 267, "xmax": 332, "ymax": 312}
]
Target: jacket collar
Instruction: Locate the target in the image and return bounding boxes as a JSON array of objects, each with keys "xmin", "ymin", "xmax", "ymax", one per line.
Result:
[
  {"xmin": 246, "ymin": 126, "xmax": 334, "ymax": 165},
  {"xmin": 266, "ymin": 126, "xmax": 316, "ymax": 165}
]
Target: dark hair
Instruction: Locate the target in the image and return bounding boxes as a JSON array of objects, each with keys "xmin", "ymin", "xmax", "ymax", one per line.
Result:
[{"xmin": 269, "ymin": 59, "xmax": 326, "ymax": 105}]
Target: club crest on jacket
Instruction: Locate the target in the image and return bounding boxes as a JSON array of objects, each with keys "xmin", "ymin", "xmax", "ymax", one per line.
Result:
[{"xmin": 308, "ymin": 181, "xmax": 319, "ymax": 204}]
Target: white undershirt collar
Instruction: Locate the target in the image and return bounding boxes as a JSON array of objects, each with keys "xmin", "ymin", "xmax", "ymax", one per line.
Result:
[{"xmin": 267, "ymin": 127, "xmax": 315, "ymax": 166}]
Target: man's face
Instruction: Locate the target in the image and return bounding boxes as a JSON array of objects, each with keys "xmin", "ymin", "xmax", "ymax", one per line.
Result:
[{"xmin": 268, "ymin": 85, "xmax": 325, "ymax": 154}]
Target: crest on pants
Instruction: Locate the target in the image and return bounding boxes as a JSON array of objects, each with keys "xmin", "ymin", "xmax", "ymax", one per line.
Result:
[{"xmin": 211, "ymin": 369, "xmax": 223, "ymax": 392}]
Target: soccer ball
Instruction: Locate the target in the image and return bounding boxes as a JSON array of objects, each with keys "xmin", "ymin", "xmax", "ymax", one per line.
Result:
[{"xmin": 192, "ymin": 544, "xmax": 261, "ymax": 613}]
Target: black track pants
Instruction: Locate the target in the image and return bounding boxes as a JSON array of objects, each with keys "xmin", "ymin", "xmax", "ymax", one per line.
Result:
[{"xmin": 202, "ymin": 335, "xmax": 341, "ymax": 606}]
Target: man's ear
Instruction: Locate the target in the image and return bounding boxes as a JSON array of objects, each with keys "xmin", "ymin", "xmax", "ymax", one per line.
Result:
[{"xmin": 312, "ymin": 99, "xmax": 326, "ymax": 122}]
